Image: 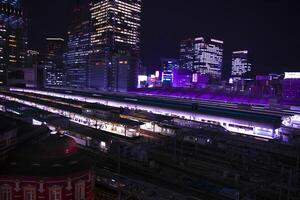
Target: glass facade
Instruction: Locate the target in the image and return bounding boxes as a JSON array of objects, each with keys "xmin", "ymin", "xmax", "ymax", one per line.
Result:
[
  {"xmin": 180, "ymin": 37, "xmax": 223, "ymax": 79},
  {"xmin": 0, "ymin": 0, "xmax": 27, "ymax": 86},
  {"xmin": 89, "ymin": 0, "xmax": 142, "ymax": 92},
  {"xmin": 44, "ymin": 38, "xmax": 65, "ymax": 87},
  {"xmin": 161, "ymin": 58, "xmax": 179, "ymax": 84},
  {"xmin": 231, "ymin": 50, "xmax": 252, "ymax": 78},
  {"xmin": 64, "ymin": 2, "xmax": 91, "ymax": 89}
]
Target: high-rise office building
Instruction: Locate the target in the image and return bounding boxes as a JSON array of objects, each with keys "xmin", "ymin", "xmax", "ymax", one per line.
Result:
[
  {"xmin": 0, "ymin": 0, "xmax": 27, "ymax": 86},
  {"xmin": 180, "ymin": 37, "xmax": 223, "ymax": 80},
  {"xmin": 24, "ymin": 50, "xmax": 41, "ymax": 88},
  {"xmin": 180, "ymin": 38, "xmax": 194, "ymax": 71},
  {"xmin": 89, "ymin": 0, "xmax": 142, "ymax": 92},
  {"xmin": 64, "ymin": 1, "xmax": 91, "ymax": 89},
  {"xmin": 44, "ymin": 38, "xmax": 65, "ymax": 87},
  {"xmin": 231, "ymin": 50, "xmax": 252, "ymax": 78},
  {"xmin": 161, "ymin": 58, "xmax": 179, "ymax": 84}
]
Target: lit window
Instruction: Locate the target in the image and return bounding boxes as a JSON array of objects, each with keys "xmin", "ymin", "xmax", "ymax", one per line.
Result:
[
  {"xmin": 49, "ymin": 186, "xmax": 61, "ymax": 200},
  {"xmin": 24, "ymin": 187, "xmax": 36, "ymax": 200},
  {"xmin": 0, "ymin": 185, "xmax": 12, "ymax": 200},
  {"xmin": 75, "ymin": 181, "xmax": 85, "ymax": 200}
]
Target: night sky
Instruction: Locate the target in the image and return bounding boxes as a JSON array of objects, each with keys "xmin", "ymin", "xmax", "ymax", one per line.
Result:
[{"xmin": 24, "ymin": 0, "xmax": 300, "ymax": 77}]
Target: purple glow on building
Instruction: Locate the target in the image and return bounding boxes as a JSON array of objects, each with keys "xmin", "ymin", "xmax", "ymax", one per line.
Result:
[
  {"xmin": 172, "ymin": 69, "xmax": 192, "ymax": 88},
  {"xmin": 132, "ymin": 88, "xmax": 272, "ymax": 106},
  {"xmin": 256, "ymin": 75, "xmax": 272, "ymax": 81}
]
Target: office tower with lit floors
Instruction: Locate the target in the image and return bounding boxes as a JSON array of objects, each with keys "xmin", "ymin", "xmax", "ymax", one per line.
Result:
[
  {"xmin": 180, "ymin": 38, "xmax": 194, "ymax": 71},
  {"xmin": 89, "ymin": 0, "xmax": 141, "ymax": 92},
  {"xmin": 161, "ymin": 58, "xmax": 179, "ymax": 86},
  {"xmin": 64, "ymin": 1, "xmax": 91, "ymax": 89},
  {"xmin": 231, "ymin": 50, "xmax": 252, "ymax": 79},
  {"xmin": 44, "ymin": 38, "xmax": 65, "ymax": 87},
  {"xmin": 0, "ymin": 0, "xmax": 27, "ymax": 86},
  {"xmin": 180, "ymin": 37, "xmax": 223, "ymax": 80}
]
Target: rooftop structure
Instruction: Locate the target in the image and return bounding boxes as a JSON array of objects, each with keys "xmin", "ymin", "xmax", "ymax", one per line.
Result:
[
  {"xmin": 0, "ymin": 114, "xmax": 48, "ymax": 160},
  {"xmin": 0, "ymin": 134, "xmax": 95, "ymax": 200}
]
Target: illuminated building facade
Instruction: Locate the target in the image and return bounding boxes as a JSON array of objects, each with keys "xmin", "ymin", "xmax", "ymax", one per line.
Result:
[
  {"xmin": 161, "ymin": 58, "xmax": 179, "ymax": 85},
  {"xmin": 172, "ymin": 69, "xmax": 192, "ymax": 88},
  {"xmin": 44, "ymin": 38, "xmax": 65, "ymax": 87},
  {"xmin": 89, "ymin": 0, "xmax": 142, "ymax": 92},
  {"xmin": 231, "ymin": 50, "xmax": 252, "ymax": 78},
  {"xmin": 282, "ymin": 72, "xmax": 300, "ymax": 101},
  {"xmin": 180, "ymin": 37, "xmax": 223, "ymax": 80},
  {"xmin": 24, "ymin": 50, "xmax": 43, "ymax": 88},
  {"xmin": 179, "ymin": 38, "xmax": 194, "ymax": 71},
  {"xmin": 64, "ymin": 2, "xmax": 91, "ymax": 89},
  {"xmin": 0, "ymin": 0, "xmax": 27, "ymax": 86}
]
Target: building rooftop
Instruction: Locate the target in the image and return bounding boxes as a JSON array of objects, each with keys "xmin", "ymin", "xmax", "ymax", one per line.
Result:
[
  {"xmin": 0, "ymin": 134, "xmax": 92, "ymax": 177},
  {"xmin": 83, "ymin": 103, "xmax": 120, "ymax": 113},
  {"xmin": 49, "ymin": 118, "xmax": 140, "ymax": 142},
  {"xmin": 0, "ymin": 115, "xmax": 17, "ymax": 133},
  {"xmin": 131, "ymin": 88, "xmax": 271, "ymax": 106},
  {"xmin": 0, "ymin": 113, "xmax": 47, "ymax": 139},
  {"xmin": 6, "ymin": 91, "xmax": 143, "ymax": 127}
]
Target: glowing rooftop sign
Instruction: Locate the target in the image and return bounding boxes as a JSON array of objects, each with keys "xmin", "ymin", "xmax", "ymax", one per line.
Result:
[
  {"xmin": 46, "ymin": 38, "xmax": 65, "ymax": 42},
  {"xmin": 284, "ymin": 72, "xmax": 300, "ymax": 79},
  {"xmin": 211, "ymin": 39, "xmax": 224, "ymax": 44},
  {"xmin": 233, "ymin": 50, "xmax": 248, "ymax": 54}
]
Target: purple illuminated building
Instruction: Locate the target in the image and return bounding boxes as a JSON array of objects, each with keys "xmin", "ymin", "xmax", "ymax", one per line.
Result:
[
  {"xmin": 172, "ymin": 69, "xmax": 192, "ymax": 88},
  {"xmin": 133, "ymin": 86, "xmax": 270, "ymax": 106},
  {"xmin": 247, "ymin": 74, "xmax": 282, "ymax": 97},
  {"xmin": 282, "ymin": 72, "xmax": 300, "ymax": 102},
  {"xmin": 192, "ymin": 73, "xmax": 210, "ymax": 88},
  {"xmin": 161, "ymin": 58, "xmax": 179, "ymax": 87}
]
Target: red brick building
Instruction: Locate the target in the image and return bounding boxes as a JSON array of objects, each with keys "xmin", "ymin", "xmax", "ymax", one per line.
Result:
[{"xmin": 0, "ymin": 134, "xmax": 94, "ymax": 200}]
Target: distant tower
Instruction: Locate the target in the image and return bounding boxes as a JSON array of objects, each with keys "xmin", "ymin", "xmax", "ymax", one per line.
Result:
[
  {"xmin": 161, "ymin": 58, "xmax": 179, "ymax": 85},
  {"xmin": 180, "ymin": 37, "xmax": 223, "ymax": 80},
  {"xmin": 0, "ymin": 0, "xmax": 27, "ymax": 86},
  {"xmin": 89, "ymin": 0, "xmax": 142, "ymax": 92},
  {"xmin": 44, "ymin": 38, "xmax": 65, "ymax": 87},
  {"xmin": 64, "ymin": 1, "xmax": 91, "ymax": 88},
  {"xmin": 231, "ymin": 50, "xmax": 252, "ymax": 78}
]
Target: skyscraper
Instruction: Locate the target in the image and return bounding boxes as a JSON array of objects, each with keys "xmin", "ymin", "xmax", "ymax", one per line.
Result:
[
  {"xmin": 0, "ymin": 0, "xmax": 27, "ymax": 86},
  {"xmin": 89, "ymin": 0, "xmax": 142, "ymax": 92},
  {"xmin": 64, "ymin": 1, "xmax": 91, "ymax": 89},
  {"xmin": 179, "ymin": 38, "xmax": 194, "ymax": 71},
  {"xmin": 180, "ymin": 37, "xmax": 223, "ymax": 80},
  {"xmin": 44, "ymin": 38, "xmax": 65, "ymax": 87},
  {"xmin": 231, "ymin": 50, "xmax": 252, "ymax": 78},
  {"xmin": 161, "ymin": 58, "xmax": 179, "ymax": 85}
]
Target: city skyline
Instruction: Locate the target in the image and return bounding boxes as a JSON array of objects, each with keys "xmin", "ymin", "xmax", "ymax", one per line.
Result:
[
  {"xmin": 1, "ymin": 1, "xmax": 300, "ymax": 199},
  {"xmin": 24, "ymin": 0, "xmax": 300, "ymax": 76}
]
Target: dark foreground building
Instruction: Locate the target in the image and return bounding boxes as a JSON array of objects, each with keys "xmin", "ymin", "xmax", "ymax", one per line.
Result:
[
  {"xmin": 0, "ymin": 134, "xmax": 95, "ymax": 200},
  {"xmin": 0, "ymin": 0, "xmax": 27, "ymax": 87},
  {"xmin": 0, "ymin": 114, "xmax": 48, "ymax": 161}
]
